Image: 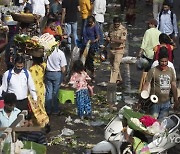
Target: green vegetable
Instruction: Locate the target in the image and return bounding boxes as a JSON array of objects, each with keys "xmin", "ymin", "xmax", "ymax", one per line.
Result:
[{"xmin": 14, "ymin": 34, "xmax": 31, "ymax": 43}]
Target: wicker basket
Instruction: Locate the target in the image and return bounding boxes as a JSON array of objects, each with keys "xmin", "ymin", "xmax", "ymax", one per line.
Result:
[
  {"xmin": 26, "ymin": 47, "xmax": 44, "ymax": 57},
  {"xmin": 11, "ymin": 13, "xmax": 35, "ymax": 23}
]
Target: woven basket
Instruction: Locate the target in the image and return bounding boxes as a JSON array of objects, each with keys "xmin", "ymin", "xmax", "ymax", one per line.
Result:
[
  {"xmin": 11, "ymin": 13, "xmax": 35, "ymax": 23},
  {"xmin": 26, "ymin": 47, "xmax": 44, "ymax": 57}
]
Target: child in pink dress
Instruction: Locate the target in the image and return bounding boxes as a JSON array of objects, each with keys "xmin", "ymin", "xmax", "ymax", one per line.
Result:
[{"xmin": 69, "ymin": 60, "xmax": 93, "ymax": 119}]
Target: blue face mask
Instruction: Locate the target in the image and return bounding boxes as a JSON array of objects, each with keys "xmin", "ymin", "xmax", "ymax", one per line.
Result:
[{"xmin": 14, "ymin": 68, "xmax": 22, "ymax": 74}]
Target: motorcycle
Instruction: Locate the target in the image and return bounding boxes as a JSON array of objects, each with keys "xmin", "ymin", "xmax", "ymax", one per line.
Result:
[{"xmin": 91, "ymin": 106, "xmax": 180, "ymax": 154}]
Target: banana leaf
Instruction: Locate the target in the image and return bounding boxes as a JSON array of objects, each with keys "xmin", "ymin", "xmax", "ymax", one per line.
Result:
[
  {"xmin": 122, "ymin": 108, "xmax": 153, "ymax": 135},
  {"xmin": 14, "ymin": 34, "xmax": 31, "ymax": 44}
]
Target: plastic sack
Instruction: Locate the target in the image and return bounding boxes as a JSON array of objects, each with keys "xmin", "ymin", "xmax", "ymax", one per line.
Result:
[{"xmin": 71, "ymin": 46, "xmax": 80, "ymax": 61}]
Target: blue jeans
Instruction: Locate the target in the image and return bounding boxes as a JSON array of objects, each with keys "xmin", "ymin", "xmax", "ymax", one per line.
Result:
[
  {"xmin": 45, "ymin": 71, "xmax": 62, "ymax": 114},
  {"xmin": 65, "ymin": 22, "xmax": 78, "ymax": 49},
  {"xmin": 80, "ymin": 18, "xmax": 87, "ymax": 40},
  {"xmin": 150, "ymin": 101, "xmax": 171, "ymax": 121},
  {"xmin": 97, "ymin": 22, "xmax": 104, "ymax": 46}
]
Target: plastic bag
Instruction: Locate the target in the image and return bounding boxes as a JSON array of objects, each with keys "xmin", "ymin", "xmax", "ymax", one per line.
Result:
[{"xmin": 71, "ymin": 46, "xmax": 80, "ymax": 61}]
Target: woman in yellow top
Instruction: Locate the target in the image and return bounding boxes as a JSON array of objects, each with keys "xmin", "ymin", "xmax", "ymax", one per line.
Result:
[
  {"xmin": 29, "ymin": 56, "xmax": 49, "ymax": 127},
  {"xmin": 79, "ymin": 0, "xmax": 93, "ymax": 38}
]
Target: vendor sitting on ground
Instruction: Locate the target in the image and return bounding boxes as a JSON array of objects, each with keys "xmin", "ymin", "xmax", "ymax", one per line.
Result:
[
  {"xmin": 18, "ymin": 114, "xmax": 47, "ymax": 145},
  {"xmin": 0, "ymin": 93, "xmax": 21, "ymax": 142},
  {"xmin": 0, "ymin": 93, "xmax": 21, "ymax": 128}
]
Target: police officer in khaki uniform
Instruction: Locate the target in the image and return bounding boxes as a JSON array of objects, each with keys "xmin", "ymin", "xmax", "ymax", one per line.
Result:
[{"xmin": 106, "ymin": 17, "xmax": 127, "ymax": 83}]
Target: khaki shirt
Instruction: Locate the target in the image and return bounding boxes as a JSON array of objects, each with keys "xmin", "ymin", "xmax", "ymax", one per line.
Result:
[{"xmin": 108, "ymin": 24, "xmax": 127, "ymax": 49}]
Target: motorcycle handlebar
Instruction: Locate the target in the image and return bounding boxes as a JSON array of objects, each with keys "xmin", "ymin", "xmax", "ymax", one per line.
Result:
[{"xmin": 168, "ymin": 114, "xmax": 180, "ymax": 134}]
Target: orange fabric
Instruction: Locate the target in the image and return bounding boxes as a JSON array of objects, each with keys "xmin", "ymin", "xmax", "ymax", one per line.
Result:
[
  {"xmin": 43, "ymin": 27, "xmax": 57, "ymax": 36},
  {"xmin": 153, "ymin": 44, "xmax": 174, "ymax": 52},
  {"xmin": 153, "ymin": 44, "xmax": 174, "ymax": 62}
]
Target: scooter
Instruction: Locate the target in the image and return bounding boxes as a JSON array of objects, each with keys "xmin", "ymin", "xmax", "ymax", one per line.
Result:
[{"xmin": 91, "ymin": 106, "xmax": 180, "ymax": 154}]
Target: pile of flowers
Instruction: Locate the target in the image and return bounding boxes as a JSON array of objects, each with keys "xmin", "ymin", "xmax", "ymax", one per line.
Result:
[
  {"xmin": 31, "ymin": 33, "xmax": 57, "ymax": 52},
  {"xmin": 130, "ymin": 115, "xmax": 166, "ymax": 134},
  {"xmin": 121, "ymin": 107, "xmax": 166, "ymax": 135}
]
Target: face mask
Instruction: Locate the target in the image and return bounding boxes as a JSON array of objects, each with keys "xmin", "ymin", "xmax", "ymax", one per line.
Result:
[
  {"xmin": 4, "ymin": 106, "xmax": 14, "ymax": 113},
  {"xmin": 14, "ymin": 68, "xmax": 22, "ymax": 74},
  {"xmin": 163, "ymin": 10, "xmax": 168, "ymax": 14}
]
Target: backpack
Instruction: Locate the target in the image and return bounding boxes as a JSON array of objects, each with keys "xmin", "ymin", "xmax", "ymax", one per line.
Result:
[
  {"xmin": 158, "ymin": 10, "xmax": 174, "ymax": 30},
  {"xmin": 7, "ymin": 68, "xmax": 29, "ymax": 86}
]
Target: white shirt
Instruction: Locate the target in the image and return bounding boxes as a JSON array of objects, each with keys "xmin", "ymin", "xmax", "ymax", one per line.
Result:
[
  {"xmin": 30, "ymin": 0, "xmax": 50, "ymax": 17},
  {"xmin": 93, "ymin": 0, "xmax": 106, "ymax": 23},
  {"xmin": 0, "ymin": 69, "xmax": 37, "ymax": 101},
  {"xmin": 157, "ymin": 10, "xmax": 178, "ymax": 37},
  {"xmin": 151, "ymin": 60, "xmax": 176, "ymax": 78},
  {"xmin": 46, "ymin": 47, "xmax": 67, "ymax": 72}
]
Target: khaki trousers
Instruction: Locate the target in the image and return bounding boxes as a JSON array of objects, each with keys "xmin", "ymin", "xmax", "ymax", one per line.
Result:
[{"xmin": 109, "ymin": 49, "xmax": 124, "ymax": 83}]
